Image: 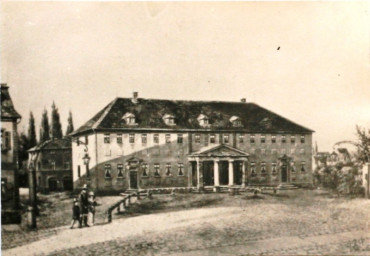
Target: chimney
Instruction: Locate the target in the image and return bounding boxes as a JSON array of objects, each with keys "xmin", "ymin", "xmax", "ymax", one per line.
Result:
[
  {"xmin": 240, "ymin": 98, "xmax": 246, "ymax": 103},
  {"xmin": 132, "ymin": 92, "xmax": 138, "ymax": 104}
]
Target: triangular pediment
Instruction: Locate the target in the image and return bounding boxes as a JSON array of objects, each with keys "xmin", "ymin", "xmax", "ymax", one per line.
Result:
[{"xmin": 190, "ymin": 144, "xmax": 248, "ymax": 157}]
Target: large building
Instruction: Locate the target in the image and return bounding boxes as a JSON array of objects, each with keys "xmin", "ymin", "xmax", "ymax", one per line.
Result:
[
  {"xmin": 1, "ymin": 83, "xmax": 22, "ymax": 223},
  {"xmin": 28, "ymin": 138, "xmax": 73, "ymax": 193},
  {"xmin": 71, "ymin": 93, "xmax": 314, "ymax": 194}
]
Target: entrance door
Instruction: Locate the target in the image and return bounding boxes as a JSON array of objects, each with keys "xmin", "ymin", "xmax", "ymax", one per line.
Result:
[
  {"xmin": 203, "ymin": 161, "xmax": 214, "ymax": 186},
  {"xmin": 63, "ymin": 177, "xmax": 73, "ymax": 191},
  {"xmin": 48, "ymin": 178, "xmax": 58, "ymax": 191},
  {"xmin": 281, "ymin": 165, "xmax": 288, "ymax": 182},
  {"xmin": 219, "ymin": 161, "xmax": 229, "ymax": 185},
  {"xmin": 129, "ymin": 171, "xmax": 138, "ymax": 189},
  {"xmin": 234, "ymin": 161, "xmax": 243, "ymax": 185},
  {"xmin": 191, "ymin": 162, "xmax": 197, "ymax": 186}
]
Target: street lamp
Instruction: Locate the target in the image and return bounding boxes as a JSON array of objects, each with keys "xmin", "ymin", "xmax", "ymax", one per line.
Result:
[{"xmin": 82, "ymin": 151, "xmax": 90, "ymax": 177}]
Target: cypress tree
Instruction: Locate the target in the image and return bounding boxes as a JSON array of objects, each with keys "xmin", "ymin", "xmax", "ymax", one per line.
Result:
[
  {"xmin": 51, "ymin": 102, "xmax": 63, "ymax": 139},
  {"xmin": 66, "ymin": 111, "xmax": 74, "ymax": 136},
  {"xmin": 28, "ymin": 112, "xmax": 37, "ymax": 148},
  {"xmin": 40, "ymin": 109, "xmax": 50, "ymax": 143}
]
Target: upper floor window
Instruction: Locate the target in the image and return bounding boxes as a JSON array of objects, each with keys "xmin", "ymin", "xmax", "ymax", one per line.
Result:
[
  {"xmin": 142, "ymin": 163, "xmax": 148, "ymax": 177},
  {"xmin": 154, "ymin": 163, "xmax": 160, "ymax": 177},
  {"xmin": 291, "ymin": 136, "xmax": 296, "ymax": 144},
  {"xmin": 178, "ymin": 163, "xmax": 184, "ymax": 176},
  {"xmin": 281, "ymin": 135, "xmax": 286, "ymax": 143},
  {"xmin": 210, "ymin": 134, "xmax": 216, "ymax": 144},
  {"xmin": 197, "ymin": 114, "xmax": 210, "ymax": 127},
  {"xmin": 85, "ymin": 136, "xmax": 89, "ymax": 145},
  {"xmin": 301, "ymin": 162, "xmax": 306, "ymax": 172},
  {"xmin": 290, "ymin": 161, "xmax": 296, "ymax": 172},
  {"xmin": 153, "ymin": 134, "xmax": 159, "ymax": 143},
  {"xmin": 223, "ymin": 134, "xmax": 229, "ymax": 144},
  {"xmin": 104, "ymin": 164, "xmax": 112, "ymax": 178},
  {"xmin": 177, "ymin": 134, "xmax": 183, "ymax": 144},
  {"xmin": 163, "ymin": 114, "xmax": 176, "ymax": 126},
  {"xmin": 117, "ymin": 164, "xmax": 124, "ymax": 178},
  {"xmin": 261, "ymin": 135, "xmax": 266, "ymax": 143},
  {"xmin": 129, "ymin": 134, "xmax": 135, "ymax": 144},
  {"xmin": 250, "ymin": 135, "xmax": 255, "ymax": 144},
  {"xmin": 122, "ymin": 112, "xmax": 137, "ymax": 125},
  {"xmin": 239, "ymin": 134, "xmax": 244, "ymax": 143},
  {"xmin": 272, "ymin": 163, "xmax": 277, "ymax": 174},
  {"xmin": 50, "ymin": 150, "xmax": 55, "ymax": 155},
  {"xmin": 230, "ymin": 116, "xmax": 243, "ymax": 127},
  {"xmin": 165, "ymin": 163, "xmax": 172, "ymax": 176},
  {"xmin": 64, "ymin": 161, "xmax": 70, "ymax": 170},
  {"xmin": 117, "ymin": 134, "xmax": 122, "ymax": 144},
  {"xmin": 77, "ymin": 165, "xmax": 81, "ymax": 178},
  {"xmin": 1, "ymin": 130, "xmax": 11, "ymax": 151},
  {"xmin": 141, "ymin": 134, "xmax": 147, "ymax": 144},
  {"xmin": 104, "ymin": 134, "xmax": 110, "ymax": 144},
  {"xmin": 300, "ymin": 135, "xmax": 305, "ymax": 143},
  {"xmin": 165, "ymin": 134, "xmax": 171, "ymax": 143},
  {"xmin": 51, "ymin": 161, "xmax": 56, "ymax": 170},
  {"xmin": 195, "ymin": 134, "xmax": 201, "ymax": 144},
  {"xmin": 271, "ymin": 135, "xmax": 276, "ymax": 143}
]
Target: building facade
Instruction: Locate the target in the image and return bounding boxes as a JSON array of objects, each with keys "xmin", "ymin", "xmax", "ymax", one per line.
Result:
[
  {"xmin": 1, "ymin": 83, "xmax": 22, "ymax": 223},
  {"xmin": 28, "ymin": 138, "xmax": 73, "ymax": 193},
  {"xmin": 71, "ymin": 93, "xmax": 314, "ymax": 194}
]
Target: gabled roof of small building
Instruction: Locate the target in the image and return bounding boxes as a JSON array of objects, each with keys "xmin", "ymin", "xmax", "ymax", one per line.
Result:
[
  {"xmin": 28, "ymin": 138, "xmax": 71, "ymax": 152},
  {"xmin": 71, "ymin": 97, "xmax": 314, "ymax": 135},
  {"xmin": 1, "ymin": 84, "xmax": 21, "ymax": 120}
]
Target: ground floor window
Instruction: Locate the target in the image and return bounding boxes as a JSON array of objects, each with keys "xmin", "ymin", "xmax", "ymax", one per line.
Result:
[
  {"xmin": 301, "ymin": 162, "xmax": 306, "ymax": 172},
  {"xmin": 104, "ymin": 164, "xmax": 112, "ymax": 178},
  {"xmin": 165, "ymin": 163, "xmax": 172, "ymax": 176},
  {"xmin": 178, "ymin": 163, "xmax": 184, "ymax": 176},
  {"xmin": 261, "ymin": 162, "xmax": 267, "ymax": 176},
  {"xmin": 142, "ymin": 163, "xmax": 148, "ymax": 177},
  {"xmin": 154, "ymin": 163, "xmax": 160, "ymax": 177},
  {"xmin": 117, "ymin": 164, "xmax": 124, "ymax": 178},
  {"xmin": 250, "ymin": 163, "xmax": 256, "ymax": 176}
]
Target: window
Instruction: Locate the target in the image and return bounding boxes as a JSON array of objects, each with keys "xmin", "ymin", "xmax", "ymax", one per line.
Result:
[
  {"xmin": 178, "ymin": 163, "xmax": 184, "ymax": 176},
  {"xmin": 104, "ymin": 134, "xmax": 110, "ymax": 144},
  {"xmin": 85, "ymin": 136, "xmax": 88, "ymax": 145},
  {"xmin": 77, "ymin": 139, "xmax": 80, "ymax": 146},
  {"xmin": 230, "ymin": 116, "xmax": 242, "ymax": 127},
  {"xmin": 290, "ymin": 161, "xmax": 296, "ymax": 172},
  {"xmin": 64, "ymin": 161, "xmax": 70, "ymax": 169},
  {"xmin": 117, "ymin": 164, "xmax": 124, "ymax": 178},
  {"xmin": 195, "ymin": 134, "xmax": 200, "ymax": 143},
  {"xmin": 51, "ymin": 161, "xmax": 56, "ymax": 170},
  {"xmin": 300, "ymin": 135, "xmax": 305, "ymax": 143},
  {"xmin": 250, "ymin": 163, "xmax": 256, "ymax": 177},
  {"xmin": 271, "ymin": 135, "xmax": 276, "ymax": 143},
  {"xmin": 177, "ymin": 134, "xmax": 183, "ymax": 144},
  {"xmin": 165, "ymin": 163, "xmax": 172, "ymax": 176},
  {"xmin": 142, "ymin": 134, "xmax": 147, "ymax": 144},
  {"xmin": 301, "ymin": 162, "xmax": 306, "ymax": 172},
  {"xmin": 210, "ymin": 134, "xmax": 216, "ymax": 144},
  {"xmin": 223, "ymin": 134, "xmax": 229, "ymax": 144},
  {"xmin": 163, "ymin": 114, "xmax": 176, "ymax": 126},
  {"xmin": 154, "ymin": 163, "xmax": 160, "ymax": 177},
  {"xmin": 261, "ymin": 162, "xmax": 267, "ymax": 175},
  {"xmin": 291, "ymin": 136, "xmax": 296, "ymax": 144},
  {"xmin": 281, "ymin": 135, "xmax": 286, "ymax": 143},
  {"xmin": 129, "ymin": 134, "xmax": 135, "ymax": 144},
  {"xmin": 123, "ymin": 112, "xmax": 136, "ymax": 125},
  {"xmin": 261, "ymin": 135, "xmax": 266, "ymax": 143},
  {"xmin": 272, "ymin": 163, "xmax": 277, "ymax": 175},
  {"xmin": 142, "ymin": 163, "xmax": 148, "ymax": 177},
  {"xmin": 104, "ymin": 164, "xmax": 112, "ymax": 178},
  {"xmin": 165, "ymin": 134, "xmax": 171, "ymax": 143},
  {"xmin": 250, "ymin": 135, "xmax": 255, "ymax": 144},
  {"xmin": 197, "ymin": 114, "xmax": 210, "ymax": 127},
  {"xmin": 78, "ymin": 166, "xmax": 81, "ymax": 178},
  {"xmin": 4, "ymin": 131, "xmax": 11, "ymax": 150},
  {"xmin": 204, "ymin": 134, "xmax": 208, "ymax": 145},
  {"xmin": 239, "ymin": 134, "xmax": 244, "ymax": 143},
  {"xmin": 153, "ymin": 134, "xmax": 159, "ymax": 144},
  {"xmin": 50, "ymin": 151, "xmax": 55, "ymax": 155},
  {"xmin": 117, "ymin": 134, "xmax": 122, "ymax": 144}
]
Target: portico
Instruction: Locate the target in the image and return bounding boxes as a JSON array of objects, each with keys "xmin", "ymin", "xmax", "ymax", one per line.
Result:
[{"xmin": 188, "ymin": 144, "xmax": 249, "ymax": 191}]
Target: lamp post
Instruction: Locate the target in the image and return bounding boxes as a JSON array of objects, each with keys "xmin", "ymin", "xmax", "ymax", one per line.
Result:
[
  {"xmin": 83, "ymin": 151, "xmax": 91, "ymax": 179},
  {"xmin": 27, "ymin": 162, "xmax": 37, "ymax": 229}
]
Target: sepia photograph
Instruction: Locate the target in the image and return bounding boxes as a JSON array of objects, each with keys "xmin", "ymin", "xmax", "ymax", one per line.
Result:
[{"xmin": 1, "ymin": 1, "xmax": 370, "ymax": 255}]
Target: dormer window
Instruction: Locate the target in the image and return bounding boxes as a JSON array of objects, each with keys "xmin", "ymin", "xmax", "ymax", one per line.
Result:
[
  {"xmin": 163, "ymin": 114, "xmax": 176, "ymax": 126},
  {"xmin": 122, "ymin": 112, "xmax": 137, "ymax": 125},
  {"xmin": 197, "ymin": 114, "xmax": 210, "ymax": 128},
  {"xmin": 230, "ymin": 116, "xmax": 243, "ymax": 127}
]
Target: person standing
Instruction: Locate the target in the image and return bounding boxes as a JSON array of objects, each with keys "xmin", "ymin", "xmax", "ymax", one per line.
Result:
[
  {"xmin": 78, "ymin": 184, "xmax": 89, "ymax": 227},
  {"xmin": 87, "ymin": 191, "xmax": 97, "ymax": 226},
  {"xmin": 70, "ymin": 198, "xmax": 81, "ymax": 229}
]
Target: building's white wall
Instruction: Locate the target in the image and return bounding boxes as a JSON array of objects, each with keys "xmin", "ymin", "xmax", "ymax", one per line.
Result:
[{"xmin": 72, "ymin": 133, "xmax": 97, "ymax": 182}]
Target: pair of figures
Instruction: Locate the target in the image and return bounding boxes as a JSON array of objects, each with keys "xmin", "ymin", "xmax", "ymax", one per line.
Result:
[{"xmin": 71, "ymin": 185, "xmax": 97, "ymax": 229}]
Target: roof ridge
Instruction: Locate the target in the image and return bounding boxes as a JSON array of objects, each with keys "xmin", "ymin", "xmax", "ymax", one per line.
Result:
[{"xmin": 116, "ymin": 97, "xmax": 251, "ymax": 105}]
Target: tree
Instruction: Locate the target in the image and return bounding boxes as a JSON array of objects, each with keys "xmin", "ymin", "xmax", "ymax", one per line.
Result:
[
  {"xmin": 66, "ymin": 111, "xmax": 74, "ymax": 136},
  {"xmin": 51, "ymin": 102, "xmax": 63, "ymax": 139},
  {"xmin": 355, "ymin": 125, "xmax": 370, "ymax": 165},
  {"xmin": 18, "ymin": 132, "xmax": 30, "ymax": 187},
  {"xmin": 28, "ymin": 112, "xmax": 37, "ymax": 148},
  {"xmin": 40, "ymin": 109, "xmax": 50, "ymax": 143}
]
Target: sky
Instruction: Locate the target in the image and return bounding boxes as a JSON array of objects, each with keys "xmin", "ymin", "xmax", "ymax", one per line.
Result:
[{"xmin": 1, "ymin": 2, "xmax": 369, "ymax": 152}]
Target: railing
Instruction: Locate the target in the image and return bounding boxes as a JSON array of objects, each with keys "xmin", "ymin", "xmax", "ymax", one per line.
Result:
[{"xmin": 106, "ymin": 191, "xmax": 152, "ymax": 223}]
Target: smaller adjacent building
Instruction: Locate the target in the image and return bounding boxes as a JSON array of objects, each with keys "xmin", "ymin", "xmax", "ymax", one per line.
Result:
[{"xmin": 28, "ymin": 138, "xmax": 73, "ymax": 193}]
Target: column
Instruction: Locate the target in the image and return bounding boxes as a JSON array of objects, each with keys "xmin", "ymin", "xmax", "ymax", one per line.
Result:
[
  {"xmin": 242, "ymin": 160, "xmax": 247, "ymax": 187},
  {"xmin": 196, "ymin": 159, "xmax": 204, "ymax": 191},
  {"xmin": 228, "ymin": 160, "xmax": 234, "ymax": 186},
  {"xmin": 213, "ymin": 159, "xmax": 220, "ymax": 192}
]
